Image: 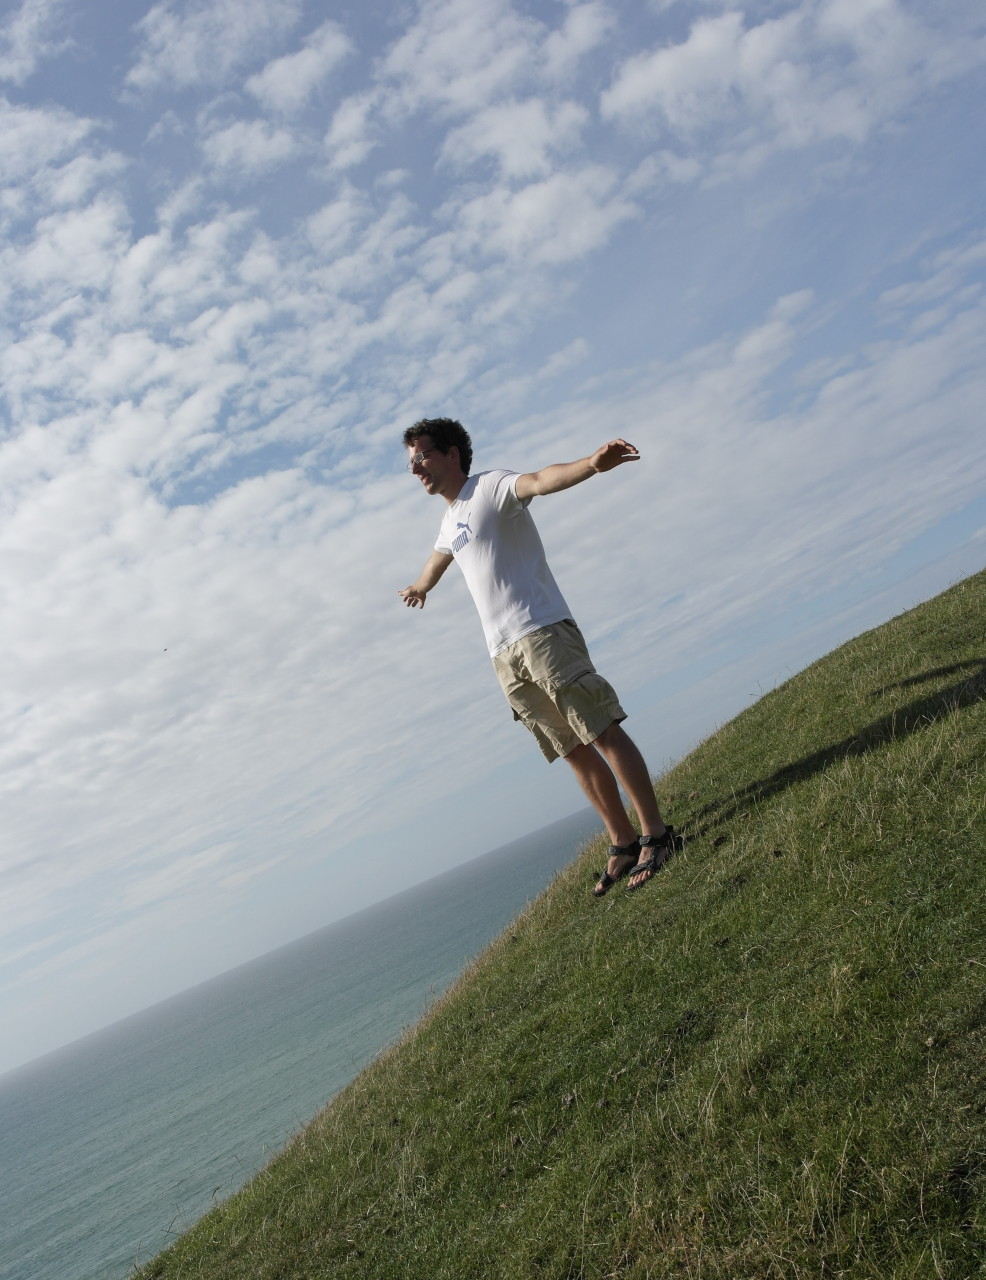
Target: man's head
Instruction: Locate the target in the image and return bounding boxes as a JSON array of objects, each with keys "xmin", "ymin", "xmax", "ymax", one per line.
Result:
[{"xmin": 403, "ymin": 417, "xmax": 473, "ymax": 476}]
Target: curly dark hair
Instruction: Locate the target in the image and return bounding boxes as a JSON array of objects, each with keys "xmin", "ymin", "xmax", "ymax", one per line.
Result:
[{"xmin": 403, "ymin": 417, "xmax": 473, "ymax": 476}]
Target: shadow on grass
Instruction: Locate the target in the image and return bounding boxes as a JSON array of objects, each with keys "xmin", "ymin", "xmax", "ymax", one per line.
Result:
[
  {"xmin": 686, "ymin": 659, "xmax": 986, "ymax": 841},
  {"xmin": 870, "ymin": 658, "xmax": 986, "ymax": 697}
]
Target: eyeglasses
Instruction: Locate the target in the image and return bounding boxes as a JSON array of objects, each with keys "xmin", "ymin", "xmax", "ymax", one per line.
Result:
[{"xmin": 407, "ymin": 447, "xmax": 440, "ymax": 471}]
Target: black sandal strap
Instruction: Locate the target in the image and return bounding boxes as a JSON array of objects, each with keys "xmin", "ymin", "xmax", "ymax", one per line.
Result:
[
  {"xmin": 593, "ymin": 838, "xmax": 641, "ymax": 897},
  {"xmin": 627, "ymin": 828, "xmax": 680, "ymax": 892}
]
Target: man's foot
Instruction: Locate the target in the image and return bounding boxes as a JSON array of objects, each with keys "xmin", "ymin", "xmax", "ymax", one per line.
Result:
[
  {"xmin": 592, "ymin": 838, "xmax": 641, "ymax": 897},
  {"xmin": 627, "ymin": 827, "xmax": 681, "ymax": 892}
]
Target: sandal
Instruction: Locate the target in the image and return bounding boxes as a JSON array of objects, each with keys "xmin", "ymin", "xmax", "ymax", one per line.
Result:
[
  {"xmin": 592, "ymin": 838, "xmax": 641, "ymax": 897},
  {"xmin": 626, "ymin": 827, "xmax": 682, "ymax": 892}
]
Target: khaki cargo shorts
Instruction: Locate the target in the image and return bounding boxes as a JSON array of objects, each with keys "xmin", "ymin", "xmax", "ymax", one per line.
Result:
[{"xmin": 492, "ymin": 619, "xmax": 626, "ymax": 763}]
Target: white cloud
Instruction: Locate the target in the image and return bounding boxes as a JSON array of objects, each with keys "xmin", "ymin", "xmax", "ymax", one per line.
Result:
[
  {"xmin": 305, "ymin": 185, "xmax": 371, "ymax": 256},
  {"xmin": 625, "ymin": 149, "xmax": 701, "ymax": 192},
  {"xmin": 125, "ymin": 0, "xmax": 302, "ymax": 94},
  {"xmin": 877, "ymin": 235, "xmax": 986, "ymax": 317},
  {"xmin": 323, "ymin": 0, "xmax": 617, "ymax": 185},
  {"xmin": 543, "ymin": 2, "xmax": 615, "ymax": 77},
  {"xmin": 9, "ymin": 196, "xmax": 129, "ymax": 298},
  {"xmin": 246, "ymin": 20, "xmax": 353, "ymax": 115},
  {"xmin": 323, "ymin": 91, "xmax": 380, "ymax": 170},
  {"xmin": 601, "ymin": 1, "xmax": 986, "ymax": 170},
  {"xmin": 382, "ymin": 0, "xmax": 542, "ymax": 118},
  {"xmin": 603, "ymin": 10, "xmax": 826, "ymax": 136},
  {"xmin": 470, "ymin": 337, "xmax": 591, "ymax": 415},
  {"xmin": 446, "ymin": 164, "xmax": 638, "ymax": 264},
  {"xmin": 0, "ymin": 0, "xmax": 65, "ymax": 85},
  {"xmin": 0, "ymin": 98, "xmax": 96, "ymax": 186},
  {"xmin": 440, "ymin": 98, "xmax": 588, "ymax": 178},
  {"xmin": 200, "ymin": 118, "xmax": 300, "ymax": 178}
]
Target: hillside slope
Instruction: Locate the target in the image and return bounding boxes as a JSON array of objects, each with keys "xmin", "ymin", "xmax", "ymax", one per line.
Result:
[{"xmin": 138, "ymin": 569, "xmax": 986, "ymax": 1279}]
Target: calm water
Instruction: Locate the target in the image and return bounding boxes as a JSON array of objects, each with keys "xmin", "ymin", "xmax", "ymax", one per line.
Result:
[{"xmin": 0, "ymin": 809, "xmax": 599, "ymax": 1280}]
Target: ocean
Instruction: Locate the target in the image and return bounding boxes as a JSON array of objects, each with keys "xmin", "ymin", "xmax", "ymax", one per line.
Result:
[{"xmin": 0, "ymin": 808, "xmax": 600, "ymax": 1280}]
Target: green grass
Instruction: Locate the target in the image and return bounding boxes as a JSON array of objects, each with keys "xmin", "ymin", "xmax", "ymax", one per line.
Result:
[{"xmin": 136, "ymin": 569, "xmax": 986, "ymax": 1279}]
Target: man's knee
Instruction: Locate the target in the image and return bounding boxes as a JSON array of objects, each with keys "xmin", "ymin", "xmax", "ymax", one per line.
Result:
[
  {"xmin": 594, "ymin": 720, "xmax": 628, "ymax": 748},
  {"xmin": 563, "ymin": 739, "xmax": 595, "ymax": 768}
]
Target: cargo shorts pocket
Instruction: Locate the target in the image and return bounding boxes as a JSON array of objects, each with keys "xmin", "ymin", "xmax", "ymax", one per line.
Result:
[{"xmin": 521, "ymin": 620, "xmax": 596, "ymax": 692}]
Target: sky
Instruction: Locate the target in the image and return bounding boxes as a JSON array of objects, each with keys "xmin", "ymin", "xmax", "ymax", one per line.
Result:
[{"xmin": 1, "ymin": 0, "xmax": 985, "ymax": 1075}]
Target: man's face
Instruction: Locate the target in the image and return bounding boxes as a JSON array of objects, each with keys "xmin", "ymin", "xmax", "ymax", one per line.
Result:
[{"xmin": 407, "ymin": 434, "xmax": 459, "ymax": 498}]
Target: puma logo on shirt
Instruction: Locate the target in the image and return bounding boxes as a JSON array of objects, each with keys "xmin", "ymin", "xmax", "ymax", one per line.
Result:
[{"xmin": 452, "ymin": 516, "xmax": 473, "ymax": 552}]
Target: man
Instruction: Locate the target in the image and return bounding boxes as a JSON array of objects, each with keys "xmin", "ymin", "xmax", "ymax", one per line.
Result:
[{"xmin": 399, "ymin": 417, "xmax": 679, "ymax": 895}]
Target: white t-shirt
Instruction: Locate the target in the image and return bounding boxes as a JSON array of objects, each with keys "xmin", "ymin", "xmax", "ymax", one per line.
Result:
[{"xmin": 435, "ymin": 470, "xmax": 572, "ymax": 657}]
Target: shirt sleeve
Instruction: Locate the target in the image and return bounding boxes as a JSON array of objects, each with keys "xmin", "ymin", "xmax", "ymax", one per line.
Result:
[{"xmin": 484, "ymin": 469, "xmax": 530, "ymax": 515}]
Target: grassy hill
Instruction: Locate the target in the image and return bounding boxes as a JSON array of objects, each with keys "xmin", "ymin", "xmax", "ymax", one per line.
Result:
[{"xmin": 136, "ymin": 570, "xmax": 986, "ymax": 1279}]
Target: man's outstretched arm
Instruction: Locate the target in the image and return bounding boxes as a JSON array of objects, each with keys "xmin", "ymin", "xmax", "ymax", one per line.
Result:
[
  {"xmin": 398, "ymin": 550, "xmax": 454, "ymax": 608},
  {"xmin": 514, "ymin": 438, "xmax": 640, "ymax": 500}
]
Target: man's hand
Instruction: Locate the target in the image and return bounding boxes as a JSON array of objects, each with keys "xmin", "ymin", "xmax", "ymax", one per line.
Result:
[
  {"xmin": 591, "ymin": 438, "xmax": 640, "ymax": 473},
  {"xmin": 399, "ymin": 586, "xmax": 428, "ymax": 608},
  {"xmin": 398, "ymin": 552, "xmax": 453, "ymax": 610}
]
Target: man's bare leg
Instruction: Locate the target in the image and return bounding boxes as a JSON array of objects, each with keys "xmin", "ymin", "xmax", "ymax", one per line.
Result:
[
  {"xmin": 590, "ymin": 722, "xmax": 669, "ymax": 889},
  {"xmin": 564, "ymin": 740, "xmax": 641, "ymax": 891}
]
